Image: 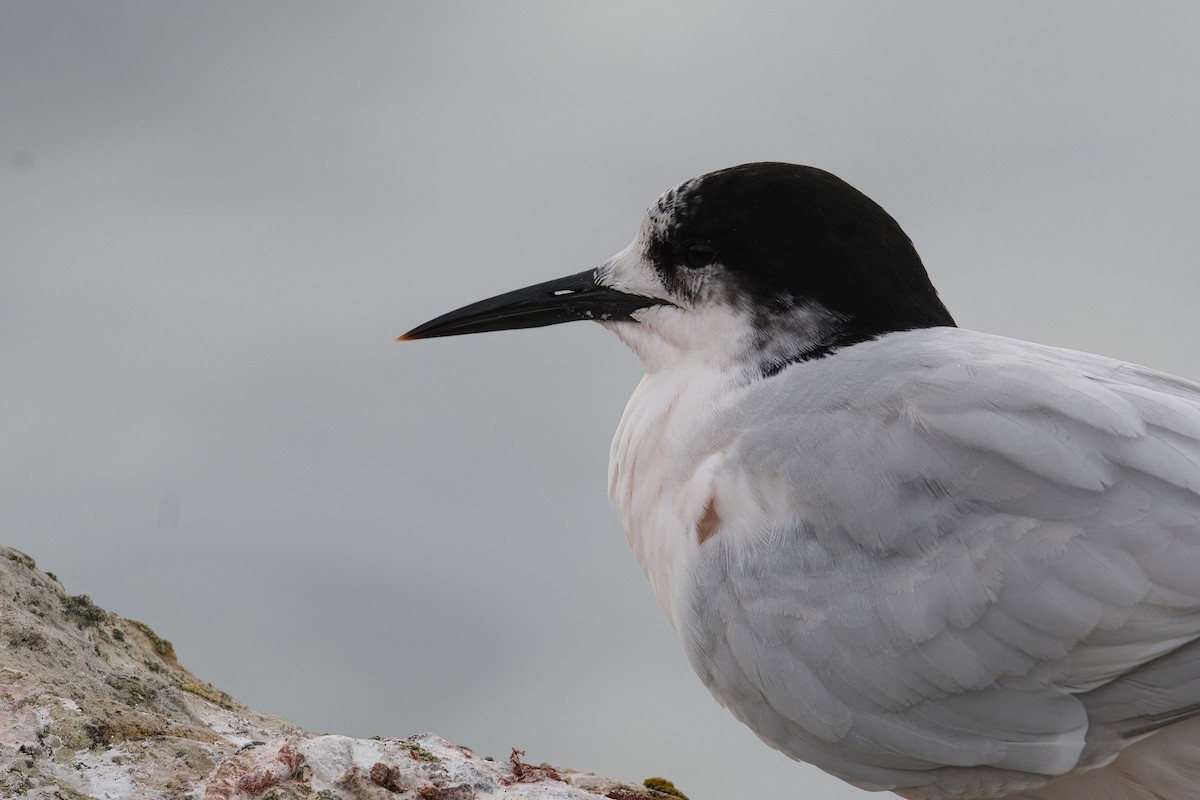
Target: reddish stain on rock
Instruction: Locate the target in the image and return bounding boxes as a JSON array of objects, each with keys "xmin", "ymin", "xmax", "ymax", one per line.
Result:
[
  {"xmin": 509, "ymin": 747, "xmax": 564, "ymax": 783},
  {"xmin": 370, "ymin": 761, "xmax": 409, "ymax": 792},
  {"xmin": 417, "ymin": 785, "xmax": 476, "ymax": 799}
]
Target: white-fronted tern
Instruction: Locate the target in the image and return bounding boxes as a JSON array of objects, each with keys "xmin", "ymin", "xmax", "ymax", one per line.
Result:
[{"xmin": 402, "ymin": 163, "xmax": 1200, "ymax": 799}]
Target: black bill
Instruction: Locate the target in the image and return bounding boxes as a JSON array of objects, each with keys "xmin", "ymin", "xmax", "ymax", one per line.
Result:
[{"xmin": 399, "ymin": 269, "xmax": 660, "ymax": 341}]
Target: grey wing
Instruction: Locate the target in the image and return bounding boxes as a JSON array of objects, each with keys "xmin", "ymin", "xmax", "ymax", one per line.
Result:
[{"xmin": 681, "ymin": 333, "xmax": 1200, "ymax": 795}]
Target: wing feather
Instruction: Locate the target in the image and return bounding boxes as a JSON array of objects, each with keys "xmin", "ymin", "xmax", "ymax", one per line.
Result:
[
  {"xmin": 925, "ymin": 409, "xmax": 1121, "ymax": 491},
  {"xmin": 681, "ymin": 329, "xmax": 1200, "ymax": 794}
]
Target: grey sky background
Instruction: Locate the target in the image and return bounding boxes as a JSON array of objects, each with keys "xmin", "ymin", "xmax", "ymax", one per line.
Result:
[{"xmin": 3, "ymin": 4, "xmax": 1199, "ymax": 798}]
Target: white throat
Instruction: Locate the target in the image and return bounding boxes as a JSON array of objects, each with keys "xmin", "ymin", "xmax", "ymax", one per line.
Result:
[
  {"xmin": 595, "ymin": 234, "xmax": 847, "ymax": 622},
  {"xmin": 604, "ymin": 341, "xmax": 741, "ymax": 626}
]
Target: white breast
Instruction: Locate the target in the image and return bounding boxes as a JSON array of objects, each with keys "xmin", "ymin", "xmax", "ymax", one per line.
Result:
[{"xmin": 608, "ymin": 362, "xmax": 740, "ymax": 627}]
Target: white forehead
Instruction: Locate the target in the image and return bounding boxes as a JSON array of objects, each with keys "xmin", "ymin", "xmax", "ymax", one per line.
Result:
[
  {"xmin": 595, "ymin": 174, "xmax": 716, "ymax": 304},
  {"xmin": 594, "ymin": 238, "xmax": 667, "ymax": 301}
]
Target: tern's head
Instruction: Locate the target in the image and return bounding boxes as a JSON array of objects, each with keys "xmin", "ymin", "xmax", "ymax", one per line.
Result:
[{"xmin": 402, "ymin": 162, "xmax": 955, "ymax": 379}]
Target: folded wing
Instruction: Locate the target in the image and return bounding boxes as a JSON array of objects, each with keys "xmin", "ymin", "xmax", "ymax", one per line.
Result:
[{"xmin": 682, "ymin": 329, "xmax": 1200, "ymax": 796}]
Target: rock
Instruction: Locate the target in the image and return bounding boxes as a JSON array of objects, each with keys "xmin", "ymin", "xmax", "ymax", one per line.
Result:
[{"xmin": 0, "ymin": 547, "xmax": 686, "ymax": 800}]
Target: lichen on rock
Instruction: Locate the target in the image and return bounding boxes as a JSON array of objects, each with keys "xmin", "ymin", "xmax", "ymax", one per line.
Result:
[{"xmin": 0, "ymin": 547, "xmax": 689, "ymax": 800}]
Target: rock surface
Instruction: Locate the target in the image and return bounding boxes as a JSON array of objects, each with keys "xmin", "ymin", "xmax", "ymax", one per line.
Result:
[{"xmin": 0, "ymin": 547, "xmax": 688, "ymax": 800}]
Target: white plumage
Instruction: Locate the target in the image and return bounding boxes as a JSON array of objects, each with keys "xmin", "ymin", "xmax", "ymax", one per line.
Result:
[
  {"xmin": 404, "ymin": 163, "xmax": 1200, "ymax": 798},
  {"xmin": 609, "ymin": 327, "xmax": 1200, "ymax": 797}
]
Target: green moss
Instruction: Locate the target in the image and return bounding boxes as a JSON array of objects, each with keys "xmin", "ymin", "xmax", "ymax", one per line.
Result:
[
  {"xmin": 643, "ymin": 777, "xmax": 689, "ymax": 799},
  {"xmin": 105, "ymin": 673, "xmax": 158, "ymax": 707},
  {"xmin": 127, "ymin": 619, "xmax": 175, "ymax": 659},
  {"xmin": 63, "ymin": 594, "xmax": 106, "ymax": 627},
  {"xmin": 180, "ymin": 680, "xmax": 237, "ymax": 710},
  {"xmin": 401, "ymin": 741, "xmax": 440, "ymax": 763}
]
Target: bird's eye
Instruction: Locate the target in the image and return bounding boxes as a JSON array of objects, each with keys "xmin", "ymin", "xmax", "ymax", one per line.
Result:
[{"xmin": 681, "ymin": 242, "xmax": 718, "ymax": 269}]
